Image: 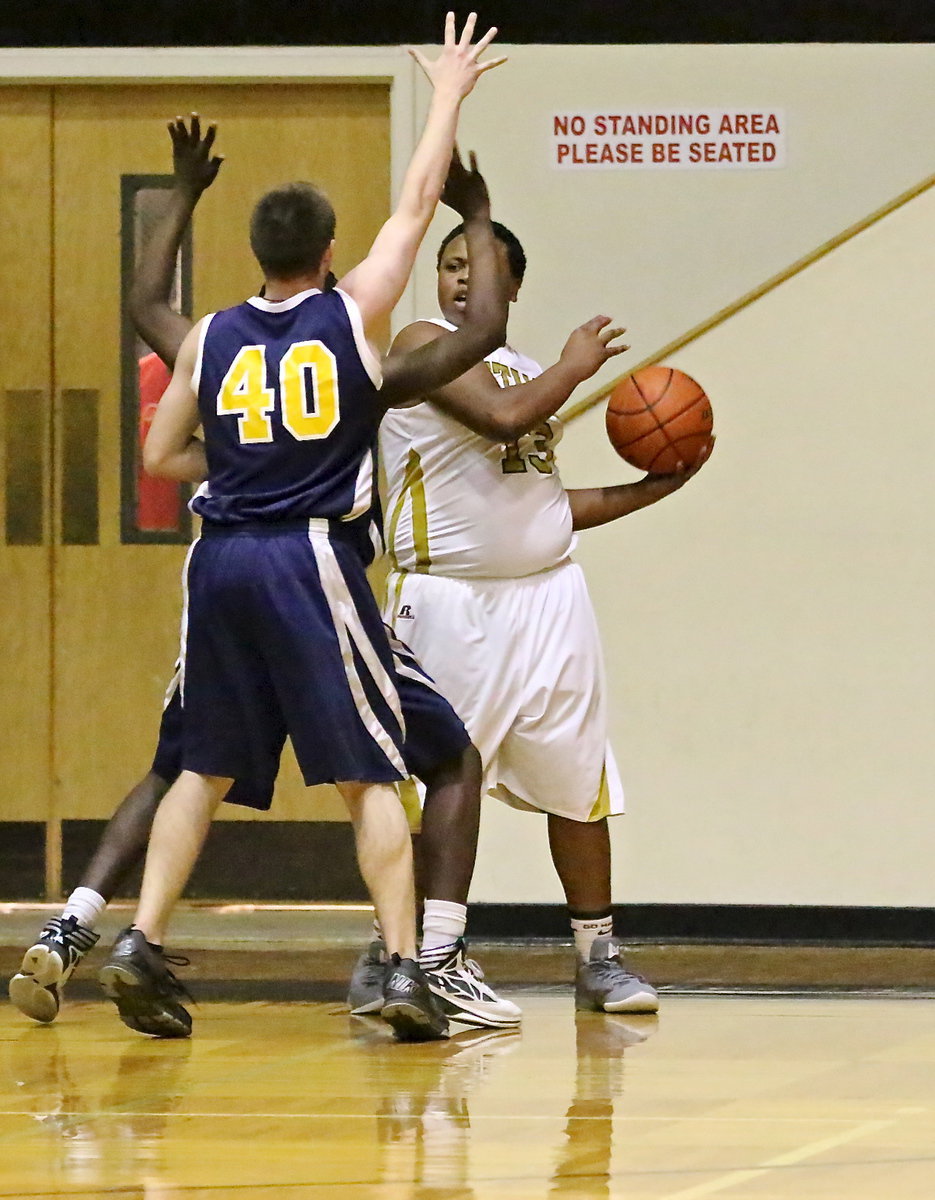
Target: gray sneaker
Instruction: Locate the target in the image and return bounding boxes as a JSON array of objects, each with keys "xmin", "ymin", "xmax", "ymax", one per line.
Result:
[
  {"xmin": 347, "ymin": 939, "xmax": 387, "ymax": 1015},
  {"xmin": 575, "ymin": 936, "xmax": 659, "ymax": 1014}
]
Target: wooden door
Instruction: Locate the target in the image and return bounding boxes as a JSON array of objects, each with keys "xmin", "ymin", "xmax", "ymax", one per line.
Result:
[
  {"xmin": 49, "ymin": 84, "xmax": 390, "ymax": 893},
  {"xmin": 0, "ymin": 89, "xmax": 54, "ymax": 895}
]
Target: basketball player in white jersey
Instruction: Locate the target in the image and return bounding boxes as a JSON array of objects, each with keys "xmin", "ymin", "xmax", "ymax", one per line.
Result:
[{"xmin": 363, "ymin": 221, "xmax": 708, "ymax": 1014}]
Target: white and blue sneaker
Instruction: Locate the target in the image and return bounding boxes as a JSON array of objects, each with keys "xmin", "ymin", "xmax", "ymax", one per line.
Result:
[
  {"xmin": 423, "ymin": 940, "xmax": 522, "ymax": 1029},
  {"xmin": 9, "ymin": 915, "xmax": 100, "ymax": 1023}
]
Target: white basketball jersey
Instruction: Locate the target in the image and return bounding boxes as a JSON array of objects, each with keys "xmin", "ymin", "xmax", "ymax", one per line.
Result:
[{"xmin": 381, "ymin": 321, "xmax": 575, "ymax": 579}]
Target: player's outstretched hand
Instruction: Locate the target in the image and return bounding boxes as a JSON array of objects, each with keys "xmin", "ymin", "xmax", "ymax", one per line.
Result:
[
  {"xmin": 409, "ymin": 12, "xmax": 507, "ymax": 100},
  {"xmin": 168, "ymin": 113, "xmax": 224, "ymax": 196},
  {"xmin": 441, "ymin": 148, "xmax": 490, "ymax": 220},
  {"xmin": 560, "ymin": 316, "xmax": 630, "ymax": 383}
]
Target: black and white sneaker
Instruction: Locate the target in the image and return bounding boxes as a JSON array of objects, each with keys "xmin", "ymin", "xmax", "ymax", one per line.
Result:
[
  {"xmin": 9, "ymin": 916, "xmax": 100, "ymax": 1023},
  {"xmin": 98, "ymin": 927, "xmax": 193, "ymax": 1038},
  {"xmin": 423, "ymin": 940, "xmax": 522, "ymax": 1029},
  {"xmin": 382, "ymin": 955, "xmax": 449, "ymax": 1042}
]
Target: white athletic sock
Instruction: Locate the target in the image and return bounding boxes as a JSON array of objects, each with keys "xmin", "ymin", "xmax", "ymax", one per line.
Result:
[
  {"xmin": 570, "ymin": 911, "xmax": 613, "ymax": 961},
  {"xmin": 419, "ymin": 899, "xmax": 467, "ymax": 966},
  {"xmin": 61, "ymin": 887, "xmax": 107, "ymax": 930}
]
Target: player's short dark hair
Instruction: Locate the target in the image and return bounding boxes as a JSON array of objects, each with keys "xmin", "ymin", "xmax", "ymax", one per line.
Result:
[
  {"xmin": 437, "ymin": 221, "xmax": 527, "ymax": 284},
  {"xmin": 249, "ymin": 182, "xmax": 336, "ymax": 279}
]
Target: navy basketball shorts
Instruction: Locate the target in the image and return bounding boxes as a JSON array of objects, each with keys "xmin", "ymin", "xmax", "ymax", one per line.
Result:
[
  {"xmin": 150, "ymin": 628, "xmax": 470, "ymax": 812},
  {"xmin": 149, "ymin": 669, "xmax": 267, "ymax": 809},
  {"xmin": 178, "ymin": 518, "xmax": 472, "ymax": 798}
]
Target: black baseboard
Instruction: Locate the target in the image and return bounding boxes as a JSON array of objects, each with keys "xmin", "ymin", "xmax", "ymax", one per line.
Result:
[
  {"xmin": 62, "ymin": 819, "xmax": 367, "ymax": 902},
  {"xmin": 5, "ymin": 821, "xmax": 934, "ymax": 944},
  {"xmin": 467, "ymin": 903, "xmax": 935, "ymax": 946}
]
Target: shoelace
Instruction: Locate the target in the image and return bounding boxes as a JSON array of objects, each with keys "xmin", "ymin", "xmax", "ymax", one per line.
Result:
[
  {"xmin": 428, "ymin": 949, "xmax": 485, "ymax": 980},
  {"xmin": 590, "ymin": 955, "xmax": 650, "ymax": 985},
  {"xmin": 161, "ymin": 954, "xmax": 194, "ymax": 1004}
]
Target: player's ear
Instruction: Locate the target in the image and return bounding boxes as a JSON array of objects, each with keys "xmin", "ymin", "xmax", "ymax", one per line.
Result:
[{"xmin": 321, "ymin": 239, "xmax": 335, "ymax": 275}]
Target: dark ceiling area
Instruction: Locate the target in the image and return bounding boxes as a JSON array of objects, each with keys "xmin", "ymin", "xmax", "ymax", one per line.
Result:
[{"xmin": 3, "ymin": 0, "xmax": 933, "ymax": 48}]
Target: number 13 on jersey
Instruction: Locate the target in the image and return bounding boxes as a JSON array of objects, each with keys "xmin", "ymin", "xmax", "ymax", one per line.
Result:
[{"xmin": 217, "ymin": 341, "xmax": 340, "ymax": 443}]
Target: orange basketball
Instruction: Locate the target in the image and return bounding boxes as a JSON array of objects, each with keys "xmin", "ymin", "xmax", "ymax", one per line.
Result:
[{"xmin": 606, "ymin": 366, "xmax": 713, "ymax": 474}]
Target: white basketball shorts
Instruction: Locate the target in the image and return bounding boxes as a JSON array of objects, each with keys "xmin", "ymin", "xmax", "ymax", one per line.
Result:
[{"xmin": 384, "ymin": 560, "xmax": 624, "ymax": 822}]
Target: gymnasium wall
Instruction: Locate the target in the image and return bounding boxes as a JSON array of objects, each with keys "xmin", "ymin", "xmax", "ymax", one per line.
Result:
[
  {"xmin": 399, "ymin": 43, "xmax": 935, "ymax": 907},
  {"xmin": 2, "ymin": 41, "xmax": 933, "ymax": 916}
]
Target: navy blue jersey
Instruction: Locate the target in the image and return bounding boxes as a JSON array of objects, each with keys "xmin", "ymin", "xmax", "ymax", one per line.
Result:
[{"xmin": 191, "ymin": 287, "xmax": 383, "ymax": 524}]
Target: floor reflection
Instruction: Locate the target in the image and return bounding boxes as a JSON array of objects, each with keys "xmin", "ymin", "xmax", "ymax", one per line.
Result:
[
  {"xmin": 351, "ymin": 1018, "xmax": 523, "ymax": 1199},
  {"xmin": 3, "ymin": 996, "xmax": 931, "ymax": 1199},
  {"xmin": 5, "ymin": 1022, "xmax": 191, "ymax": 1197},
  {"xmin": 550, "ymin": 1014, "xmax": 659, "ymax": 1198}
]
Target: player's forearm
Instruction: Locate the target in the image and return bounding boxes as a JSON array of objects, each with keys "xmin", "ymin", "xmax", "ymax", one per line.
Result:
[
  {"xmin": 143, "ymin": 435, "xmax": 207, "ymax": 483},
  {"xmin": 129, "ymin": 187, "xmax": 199, "ymax": 366},
  {"xmin": 382, "ymin": 318, "xmax": 503, "ymax": 406},
  {"xmin": 486, "ymin": 361, "xmax": 588, "ymax": 442},
  {"xmin": 427, "ymin": 357, "xmax": 587, "ymax": 441},
  {"xmin": 381, "ymin": 215, "xmax": 505, "ymax": 406},
  {"xmin": 395, "ymin": 88, "xmax": 464, "ymax": 227},
  {"xmin": 459, "ymin": 212, "xmax": 508, "ymax": 347},
  {"xmin": 568, "ymin": 478, "xmax": 683, "ymax": 531},
  {"xmin": 130, "ymin": 187, "xmax": 196, "ymax": 311}
]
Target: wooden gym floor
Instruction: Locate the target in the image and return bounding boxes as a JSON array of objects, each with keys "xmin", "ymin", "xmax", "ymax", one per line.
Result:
[{"xmin": 1, "ymin": 907, "xmax": 934, "ymax": 1198}]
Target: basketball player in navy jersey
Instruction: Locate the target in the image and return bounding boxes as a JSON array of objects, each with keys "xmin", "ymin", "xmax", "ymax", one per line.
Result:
[
  {"xmin": 10, "ymin": 114, "xmax": 523, "ymax": 1032},
  {"xmin": 87, "ymin": 16, "xmax": 505, "ymax": 1043}
]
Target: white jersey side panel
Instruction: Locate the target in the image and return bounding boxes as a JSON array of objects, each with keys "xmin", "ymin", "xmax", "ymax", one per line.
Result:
[{"xmin": 381, "ymin": 323, "xmax": 575, "ymax": 579}]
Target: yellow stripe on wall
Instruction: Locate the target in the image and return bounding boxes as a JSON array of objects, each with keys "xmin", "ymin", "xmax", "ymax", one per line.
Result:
[{"xmin": 562, "ymin": 168, "xmax": 935, "ymax": 425}]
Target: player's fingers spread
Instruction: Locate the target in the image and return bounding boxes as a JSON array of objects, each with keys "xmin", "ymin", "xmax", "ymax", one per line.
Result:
[
  {"xmin": 599, "ymin": 325, "xmax": 626, "ymax": 344},
  {"xmin": 472, "ymin": 25, "xmax": 498, "ymax": 56},
  {"xmin": 468, "ymin": 150, "xmax": 479, "ymax": 173},
  {"xmin": 459, "ymin": 13, "xmax": 478, "ymax": 48},
  {"xmin": 444, "ymin": 11, "xmax": 456, "ymax": 44},
  {"xmin": 583, "ymin": 315, "xmax": 611, "ymax": 332},
  {"xmin": 190, "ymin": 113, "xmax": 201, "ymax": 139},
  {"xmin": 607, "ymin": 344, "xmax": 630, "ymax": 357},
  {"xmin": 203, "ymin": 125, "xmax": 217, "ymax": 151},
  {"xmin": 477, "ymin": 55, "xmax": 508, "ymax": 74}
]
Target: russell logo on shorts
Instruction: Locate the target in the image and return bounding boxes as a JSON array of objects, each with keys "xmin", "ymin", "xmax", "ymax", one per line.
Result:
[{"xmin": 397, "ymin": 604, "xmax": 415, "ymax": 619}]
